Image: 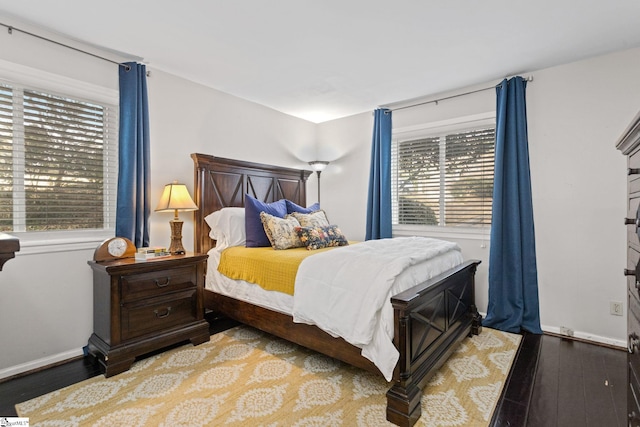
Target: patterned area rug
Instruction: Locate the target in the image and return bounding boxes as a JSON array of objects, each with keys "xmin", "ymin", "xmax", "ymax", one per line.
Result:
[{"xmin": 16, "ymin": 326, "xmax": 520, "ymax": 426}]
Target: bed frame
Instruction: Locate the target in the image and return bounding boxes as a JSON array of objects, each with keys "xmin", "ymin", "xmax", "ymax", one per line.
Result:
[{"xmin": 192, "ymin": 153, "xmax": 482, "ymax": 426}]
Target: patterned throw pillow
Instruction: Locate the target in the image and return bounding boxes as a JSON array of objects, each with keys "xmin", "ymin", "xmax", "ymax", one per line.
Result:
[
  {"xmin": 295, "ymin": 225, "xmax": 349, "ymax": 250},
  {"xmin": 289, "ymin": 210, "xmax": 329, "ymax": 228},
  {"xmin": 260, "ymin": 211, "xmax": 303, "ymax": 250}
]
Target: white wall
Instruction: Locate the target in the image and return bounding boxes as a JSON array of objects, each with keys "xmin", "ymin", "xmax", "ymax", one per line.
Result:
[
  {"xmin": 527, "ymin": 49, "xmax": 636, "ymax": 344},
  {"xmin": 318, "ymin": 48, "xmax": 640, "ymax": 347},
  {"xmin": 314, "ymin": 112, "xmax": 373, "ymax": 239}
]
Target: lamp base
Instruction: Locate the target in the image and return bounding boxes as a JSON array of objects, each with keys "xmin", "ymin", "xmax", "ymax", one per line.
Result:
[{"xmin": 168, "ymin": 219, "xmax": 186, "ymax": 255}]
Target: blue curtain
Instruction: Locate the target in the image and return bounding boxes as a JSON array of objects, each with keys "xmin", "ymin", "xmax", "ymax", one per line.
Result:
[
  {"xmin": 483, "ymin": 76, "xmax": 542, "ymax": 334},
  {"xmin": 116, "ymin": 62, "xmax": 150, "ymax": 247},
  {"xmin": 366, "ymin": 108, "xmax": 392, "ymax": 240}
]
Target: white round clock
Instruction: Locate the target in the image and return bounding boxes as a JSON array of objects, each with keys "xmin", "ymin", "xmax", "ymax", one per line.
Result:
[{"xmin": 108, "ymin": 237, "xmax": 128, "ymax": 257}]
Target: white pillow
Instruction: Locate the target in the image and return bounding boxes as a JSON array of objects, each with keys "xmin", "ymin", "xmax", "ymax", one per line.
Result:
[{"xmin": 204, "ymin": 207, "xmax": 246, "ymax": 250}]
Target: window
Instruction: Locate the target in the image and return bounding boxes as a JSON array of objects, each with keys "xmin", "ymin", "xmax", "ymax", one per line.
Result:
[
  {"xmin": 0, "ymin": 81, "xmax": 118, "ymax": 233},
  {"xmin": 392, "ymin": 117, "xmax": 495, "ymax": 230}
]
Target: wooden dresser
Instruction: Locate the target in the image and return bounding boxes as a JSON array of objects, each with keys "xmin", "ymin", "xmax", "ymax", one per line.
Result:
[
  {"xmin": 617, "ymin": 113, "xmax": 640, "ymax": 426},
  {"xmin": 86, "ymin": 253, "xmax": 210, "ymax": 377}
]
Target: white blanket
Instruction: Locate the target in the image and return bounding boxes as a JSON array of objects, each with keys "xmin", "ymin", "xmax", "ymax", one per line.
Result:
[{"xmin": 292, "ymin": 236, "xmax": 462, "ymax": 381}]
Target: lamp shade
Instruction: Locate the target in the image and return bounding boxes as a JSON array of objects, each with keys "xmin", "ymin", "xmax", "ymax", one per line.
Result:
[
  {"xmin": 155, "ymin": 181, "xmax": 198, "ymax": 212},
  {"xmin": 308, "ymin": 160, "xmax": 329, "ymax": 172}
]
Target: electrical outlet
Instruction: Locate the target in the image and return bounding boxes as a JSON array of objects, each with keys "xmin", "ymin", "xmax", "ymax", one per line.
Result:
[{"xmin": 610, "ymin": 301, "xmax": 623, "ymax": 316}]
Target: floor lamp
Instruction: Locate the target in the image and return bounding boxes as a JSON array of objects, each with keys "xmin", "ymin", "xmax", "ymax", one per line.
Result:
[{"xmin": 308, "ymin": 161, "xmax": 329, "ymax": 204}]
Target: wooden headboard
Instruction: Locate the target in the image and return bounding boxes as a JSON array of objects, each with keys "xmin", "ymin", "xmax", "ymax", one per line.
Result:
[{"xmin": 191, "ymin": 153, "xmax": 312, "ymax": 254}]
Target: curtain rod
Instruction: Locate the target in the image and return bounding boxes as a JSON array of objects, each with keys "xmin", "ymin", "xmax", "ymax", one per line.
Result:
[
  {"xmin": 386, "ymin": 75, "xmax": 534, "ymax": 112},
  {"xmin": 1, "ymin": 21, "xmax": 133, "ymax": 71}
]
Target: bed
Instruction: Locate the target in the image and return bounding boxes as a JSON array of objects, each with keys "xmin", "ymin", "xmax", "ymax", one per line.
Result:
[{"xmin": 191, "ymin": 153, "xmax": 482, "ymax": 427}]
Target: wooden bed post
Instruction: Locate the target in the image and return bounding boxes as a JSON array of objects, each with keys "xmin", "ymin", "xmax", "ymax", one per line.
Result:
[
  {"xmin": 386, "ymin": 260, "xmax": 481, "ymax": 427},
  {"xmin": 387, "ymin": 312, "xmax": 423, "ymax": 426},
  {"xmin": 471, "ymin": 304, "xmax": 483, "ymax": 336}
]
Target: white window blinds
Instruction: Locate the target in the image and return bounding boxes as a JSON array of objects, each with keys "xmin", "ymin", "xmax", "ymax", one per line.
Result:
[
  {"xmin": 0, "ymin": 82, "xmax": 118, "ymax": 232},
  {"xmin": 392, "ymin": 126, "xmax": 495, "ymax": 227},
  {"xmin": 0, "ymin": 85, "xmax": 12, "ymax": 230}
]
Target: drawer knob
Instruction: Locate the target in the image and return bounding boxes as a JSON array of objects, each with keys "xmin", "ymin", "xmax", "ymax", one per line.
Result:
[
  {"xmin": 154, "ymin": 306, "xmax": 172, "ymax": 318},
  {"xmin": 629, "ymin": 332, "xmax": 640, "ymax": 354},
  {"xmin": 154, "ymin": 277, "xmax": 171, "ymax": 288},
  {"xmin": 629, "ymin": 168, "xmax": 640, "ymax": 175},
  {"xmin": 625, "ymin": 269, "xmax": 637, "ymax": 277}
]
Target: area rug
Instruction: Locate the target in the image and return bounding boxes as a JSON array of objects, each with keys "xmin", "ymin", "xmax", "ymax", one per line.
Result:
[{"xmin": 16, "ymin": 326, "xmax": 521, "ymax": 426}]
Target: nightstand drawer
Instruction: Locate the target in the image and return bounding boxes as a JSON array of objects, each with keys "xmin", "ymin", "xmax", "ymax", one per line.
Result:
[
  {"xmin": 121, "ymin": 265, "xmax": 197, "ymax": 302},
  {"xmin": 121, "ymin": 289, "xmax": 198, "ymax": 341}
]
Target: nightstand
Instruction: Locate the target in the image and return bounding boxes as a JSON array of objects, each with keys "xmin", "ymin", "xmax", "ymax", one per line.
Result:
[{"xmin": 86, "ymin": 253, "xmax": 210, "ymax": 377}]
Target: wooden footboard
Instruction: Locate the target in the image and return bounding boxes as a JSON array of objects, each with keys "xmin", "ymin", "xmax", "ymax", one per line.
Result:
[{"xmin": 386, "ymin": 260, "xmax": 482, "ymax": 426}]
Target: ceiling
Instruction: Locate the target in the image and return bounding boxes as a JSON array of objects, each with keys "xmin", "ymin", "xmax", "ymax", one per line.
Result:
[{"xmin": 1, "ymin": 1, "xmax": 640, "ymax": 123}]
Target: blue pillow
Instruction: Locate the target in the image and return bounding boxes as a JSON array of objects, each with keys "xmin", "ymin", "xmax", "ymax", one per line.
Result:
[
  {"xmin": 245, "ymin": 195, "xmax": 287, "ymax": 247},
  {"xmin": 285, "ymin": 200, "xmax": 320, "ymax": 214}
]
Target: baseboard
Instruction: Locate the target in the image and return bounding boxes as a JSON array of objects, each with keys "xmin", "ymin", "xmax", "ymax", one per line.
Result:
[
  {"xmin": 476, "ymin": 311, "xmax": 626, "ymax": 350},
  {"xmin": 0, "ymin": 348, "xmax": 84, "ymax": 381},
  {"xmin": 541, "ymin": 325, "xmax": 626, "ymax": 349}
]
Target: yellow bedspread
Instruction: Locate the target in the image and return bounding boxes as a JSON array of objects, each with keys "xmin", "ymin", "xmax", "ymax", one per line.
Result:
[{"xmin": 217, "ymin": 246, "xmax": 337, "ymax": 295}]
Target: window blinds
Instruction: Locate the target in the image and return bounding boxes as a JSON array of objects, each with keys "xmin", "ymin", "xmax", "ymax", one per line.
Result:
[
  {"xmin": 0, "ymin": 85, "xmax": 12, "ymax": 230},
  {"xmin": 0, "ymin": 83, "xmax": 118, "ymax": 232},
  {"xmin": 393, "ymin": 127, "xmax": 495, "ymax": 227}
]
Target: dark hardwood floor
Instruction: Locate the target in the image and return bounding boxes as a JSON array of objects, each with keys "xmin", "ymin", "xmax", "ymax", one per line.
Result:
[
  {"xmin": 0, "ymin": 319, "xmax": 627, "ymax": 427},
  {"xmin": 526, "ymin": 334, "xmax": 627, "ymax": 427}
]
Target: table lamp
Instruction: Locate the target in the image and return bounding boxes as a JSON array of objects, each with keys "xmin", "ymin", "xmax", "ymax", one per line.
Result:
[{"xmin": 155, "ymin": 181, "xmax": 198, "ymax": 254}]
